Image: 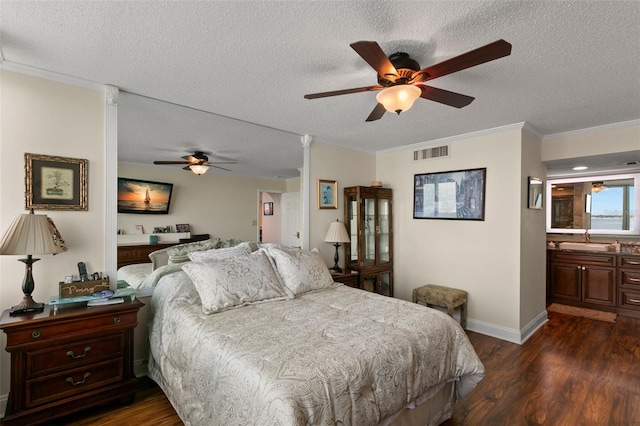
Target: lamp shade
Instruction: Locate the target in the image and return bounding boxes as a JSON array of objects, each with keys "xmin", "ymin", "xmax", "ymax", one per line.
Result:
[
  {"xmin": 324, "ymin": 220, "xmax": 350, "ymax": 243},
  {"xmin": 0, "ymin": 211, "xmax": 67, "ymax": 255},
  {"xmin": 189, "ymin": 164, "xmax": 209, "ymax": 175},
  {"xmin": 376, "ymin": 84, "xmax": 422, "ymax": 114}
]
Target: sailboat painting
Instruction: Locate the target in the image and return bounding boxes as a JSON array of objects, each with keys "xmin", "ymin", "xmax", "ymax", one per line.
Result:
[{"xmin": 118, "ymin": 177, "xmax": 173, "ymax": 214}]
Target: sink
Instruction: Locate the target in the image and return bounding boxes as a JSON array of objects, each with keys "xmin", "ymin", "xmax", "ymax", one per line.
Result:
[{"xmin": 557, "ymin": 242, "xmax": 611, "ymax": 252}]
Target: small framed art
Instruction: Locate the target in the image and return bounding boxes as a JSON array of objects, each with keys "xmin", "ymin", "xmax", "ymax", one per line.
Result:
[
  {"xmin": 317, "ymin": 179, "xmax": 338, "ymax": 209},
  {"xmin": 263, "ymin": 202, "xmax": 273, "ymax": 216},
  {"xmin": 25, "ymin": 153, "xmax": 88, "ymax": 211}
]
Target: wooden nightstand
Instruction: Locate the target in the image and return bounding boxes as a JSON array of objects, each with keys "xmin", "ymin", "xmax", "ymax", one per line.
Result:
[
  {"xmin": 0, "ymin": 297, "xmax": 143, "ymax": 426},
  {"xmin": 331, "ymin": 270, "xmax": 359, "ymax": 288}
]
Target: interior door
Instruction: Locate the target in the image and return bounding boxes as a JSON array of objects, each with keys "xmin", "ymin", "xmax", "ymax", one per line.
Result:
[{"xmin": 282, "ymin": 192, "xmax": 301, "ymax": 247}]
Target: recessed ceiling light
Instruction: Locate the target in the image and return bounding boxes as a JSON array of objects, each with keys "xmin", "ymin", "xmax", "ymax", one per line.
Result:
[{"xmin": 572, "ymin": 166, "xmax": 588, "ymax": 171}]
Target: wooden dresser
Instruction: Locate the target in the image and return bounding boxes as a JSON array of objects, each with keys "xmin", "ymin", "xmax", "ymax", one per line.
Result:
[
  {"xmin": 117, "ymin": 242, "xmax": 180, "ymax": 269},
  {"xmin": 0, "ymin": 298, "xmax": 143, "ymax": 425}
]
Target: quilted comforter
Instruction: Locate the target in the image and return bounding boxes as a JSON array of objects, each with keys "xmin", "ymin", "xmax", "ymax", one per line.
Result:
[{"xmin": 147, "ymin": 270, "xmax": 484, "ymax": 425}]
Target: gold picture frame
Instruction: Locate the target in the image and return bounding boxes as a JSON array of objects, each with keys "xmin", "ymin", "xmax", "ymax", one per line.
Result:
[
  {"xmin": 25, "ymin": 153, "xmax": 88, "ymax": 211},
  {"xmin": 317, "ymin": 179, "xmax": 338, "ymax": 209}
]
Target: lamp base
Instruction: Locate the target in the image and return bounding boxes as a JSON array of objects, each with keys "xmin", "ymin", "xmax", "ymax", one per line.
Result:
[
  {"xmin": 330, "ymin": 266, "xmax": 343, "ymax": 274},
  {"xmin": 10, "ymin": 296, "xmax": 45, "ymax": 316}
]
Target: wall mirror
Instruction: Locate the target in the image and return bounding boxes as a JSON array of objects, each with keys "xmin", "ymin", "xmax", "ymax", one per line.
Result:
[
  {"xmin": 546, "ymin": 173, "xmax": 639, "ymax": 235},
  {"xmin": 528, "ymin": 177, "xmax": 544, "ymax": 209}
]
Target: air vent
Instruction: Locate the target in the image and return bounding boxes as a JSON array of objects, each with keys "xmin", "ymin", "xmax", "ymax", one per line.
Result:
[{"xmin": 413, "ymin": 144, "xmax": 449, "ymax": 161}]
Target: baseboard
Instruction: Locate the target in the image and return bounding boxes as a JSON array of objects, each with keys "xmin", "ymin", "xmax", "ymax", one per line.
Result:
[
  {"xmin": 467, "ymin": 309, "xmax": 548, "ymax": 345},
  {"xmin": 134, "ymin": 358, "xmax": 149, "ymax": 378},
  {"xmin": 0, "ymin": 393, "xmax": 6, "ymax": 420}
]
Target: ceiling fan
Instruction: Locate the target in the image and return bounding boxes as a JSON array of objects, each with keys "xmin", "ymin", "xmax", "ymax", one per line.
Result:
[
  {"xmin": 304, "ymin": 39, "xmax": 512, "ymax": 121},
  {"xmin": 153, "ymin": 151, "xmax": 237, "ymax": 175}
]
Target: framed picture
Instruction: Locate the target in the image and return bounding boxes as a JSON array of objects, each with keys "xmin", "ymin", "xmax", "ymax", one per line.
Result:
[
  {"xmin": 263, "ymin": 202, "xmax": 273, "ymax": 216},
  {"xmin": 317, "ymin": 179, "xmax": 338, "ymax": 209},
  {"xmin": 134, "ymin": 225, "xmax": 144, "ymax": 234},
  {"xmin": 413, "ymin": 168, "xmax": 486, "ymax": 220},
  {"xmin": 528, "ymin": 176, "xmax": 544, "ymax": 209},
  {"xmin": 25, "ymin": 153, "xmax": 88, "ymax": 211},
  {"xmin": 176, "ymin": 223, "xmax": 190, "ymax": 233}
]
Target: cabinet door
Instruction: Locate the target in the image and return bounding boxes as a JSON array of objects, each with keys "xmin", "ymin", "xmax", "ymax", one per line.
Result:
[
  {"xmin": 377, "ymin": 198, "xmax": 391, "ymax": 266},
  {"xmin": 346, "ymin": 195, "xmax": 359, "ymax": 267},
  {"xmin": 551, "ymin": 263, "xmax": 581, "ymax": 301},
  {"xmin": 582, "ymin": 266, "xmax": 616, "ymax": 306},
  {"xmin": 363, "ymin": 197, "xmax": 376, "ymax": 267}
]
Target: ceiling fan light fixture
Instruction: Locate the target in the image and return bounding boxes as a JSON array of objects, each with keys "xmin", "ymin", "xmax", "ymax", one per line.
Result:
[
  {"xmin": 376, "ymin": 85, "xmax": 421, "ymax": 114},
  {"xmin": 189, "ymin": 164, "xmax": 209, "ymax": 175}
]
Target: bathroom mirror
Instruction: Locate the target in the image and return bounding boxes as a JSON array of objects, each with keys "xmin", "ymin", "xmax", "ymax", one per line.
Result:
[
  {"xmin": 546, "ymin": 173, "xmax": 639, "ymax": 235},
  {"xmin": 528, "ymin": 177, "xmax": 544, "ymax": 209}
]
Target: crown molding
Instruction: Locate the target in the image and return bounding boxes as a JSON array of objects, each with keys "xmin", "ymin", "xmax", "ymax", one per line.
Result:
[
  {"xmin": 376, "ymin": 122, "xmax": 527, "ymax": 155},
  {"xmin": 0, "ymin": 60, "xmax": 104, "ymax": 92},
  {"xmin": 542, "ymin": 119, "xmax": 640, "ymax": 141}
]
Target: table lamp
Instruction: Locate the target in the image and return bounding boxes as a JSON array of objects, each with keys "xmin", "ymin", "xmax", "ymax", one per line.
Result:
[
  {"xmin": 324, "ymin": 220, "xmax": 350, "ymax": 273},
  {"xmin": 0, "ymin": 209, "xmax": 67, "ymax": 315}
]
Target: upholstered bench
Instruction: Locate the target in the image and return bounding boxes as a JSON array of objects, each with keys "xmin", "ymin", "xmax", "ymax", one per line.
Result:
[{"xmin": 412, "ymin": 284, "xmax": 468, "ymax": 330}]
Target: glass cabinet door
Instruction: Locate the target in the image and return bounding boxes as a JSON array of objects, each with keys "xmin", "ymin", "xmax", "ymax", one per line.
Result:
[
  {"xmin": 346, "ymin": 195, "xmax": 358, "ymax": 265},
  {"xmin": 363, "ymin": 197, "xmax": 376, "ymax": 266},
  {"xmin": 377, "ymin": 198, "xmax": 390, "ymax": 264}
]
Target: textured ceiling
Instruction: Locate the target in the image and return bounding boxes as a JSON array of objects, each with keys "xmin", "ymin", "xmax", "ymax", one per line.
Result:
[{"xmin": 1, "ymin": 1, "xmax": 639, "ymax": 178}]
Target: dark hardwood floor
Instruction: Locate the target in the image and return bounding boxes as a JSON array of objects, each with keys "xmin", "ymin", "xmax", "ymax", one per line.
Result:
[{"xmin": 52, "ymin": 311, "xmax": 640, "ymax": 426}]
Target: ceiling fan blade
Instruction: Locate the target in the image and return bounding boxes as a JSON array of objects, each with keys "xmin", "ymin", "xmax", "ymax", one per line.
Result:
[
  {"xmin": 204, "ymin": 161, "xmax": 237, "ymax": 165},
  {"xmin": 304, "ymin": 85, "xmax": 383, "ymax": 99},
  {"xmin": 210, "ymin": 165, "xmax": 233, "ymax": 172},
  {"xmin": 413, "ymin": 39, "xmax": 512, "ymax": 81},
  {"xmin": 350, "ymin": 41, "xmax": 399, "ymax": 80},
  {"xmin": 181, "ymin": 155, "xmax": 197, "ymax": 162},
  {"xmin": 154, "ymin": 161, "xmax": 192, "ymax": 165},
  {"xmin": 417, "ymin": 85, "xmax": 475, "ymax": 108},
  {"xmin": 365, "ymin": 103, "xmax": 386, "ymax": 122}
]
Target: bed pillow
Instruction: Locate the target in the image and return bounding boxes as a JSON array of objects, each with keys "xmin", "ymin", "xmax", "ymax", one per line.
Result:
[
  {"xmin": 267, "ymin": 247, "xmax": 335, "ymax": 295},
  {"xmin": 182, "ymin": 249, "xmax": 293, "ymax": 314},
  {"xmin": 187, "ymin": 242, "xmax": 252, "ymax": 262},
  {"xmin": 166, "ymin": 238, "xmax": 221, "ymax": 265},
  {"xmin": 148, "ymin": 248, "xmax": 169, "ymax": 271}
]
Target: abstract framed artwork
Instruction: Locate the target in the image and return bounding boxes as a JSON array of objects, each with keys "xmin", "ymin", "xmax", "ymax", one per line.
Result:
[
  {"xmin": 317, "ymin": 179, "xmax": 337, "ymax": 209},
  {"xmin": 413, "ymin": 168, "xmax": 486, "ymax": 220}
]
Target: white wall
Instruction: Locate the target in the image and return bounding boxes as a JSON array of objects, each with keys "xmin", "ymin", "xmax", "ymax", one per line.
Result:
[
  {"xmin": 376, "ymin": 127, "xmax": 526, "ymax": 334},
  {"xmin": 0, "ymin": 70, "xmax": 106, "ymax": 404},
  {"xmin": 118, "ymin": 163, "xmax": 287, "ymax": 242},
  {"xmin": 308, "ymin": 142, "xmax": 375, "ymax": 268}
]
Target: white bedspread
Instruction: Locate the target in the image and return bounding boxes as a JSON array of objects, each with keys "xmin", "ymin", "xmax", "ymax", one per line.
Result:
[{"xmin": 148, "ymin": 270, "xmax": 484, "ymax": 426}]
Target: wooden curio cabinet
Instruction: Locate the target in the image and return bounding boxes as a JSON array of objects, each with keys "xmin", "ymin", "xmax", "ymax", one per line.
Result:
[{"xmin": 344, "ymin": 186, "xmax": 393, "ymax": 296}]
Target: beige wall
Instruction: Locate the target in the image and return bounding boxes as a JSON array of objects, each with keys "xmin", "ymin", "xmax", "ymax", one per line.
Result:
[
  {"xmin": 308, "ymin": 142, "xmax": 375, "ymax": 268},
  {"xmin": 0, "ymin": 70, "xmax": 106, "ymax": 402},
  {"xmin": 376, "ymin": 127, "xmax": 529, "ymax": 334},
  {"xmin": 541, "ymin": 121, "xmax": 640, "ymax": 162},
  {"xmin": 118, "ymin": 163, "xmax": 287, "ymax": 242},
  {"xmin": 519, "ymin": 129, "xmax": 548, "ymax": 330}
]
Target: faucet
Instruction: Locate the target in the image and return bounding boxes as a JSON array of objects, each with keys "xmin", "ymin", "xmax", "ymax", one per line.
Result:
[{"xmin": 585, "ymin": 229, "xmax": 590, "ymax": 243}]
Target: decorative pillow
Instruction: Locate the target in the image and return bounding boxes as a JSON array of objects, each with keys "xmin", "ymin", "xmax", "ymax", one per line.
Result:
[
  {"xmin": 187, "ymin": 243, "xmax": 252, "ymax": 262},
  {"xmin": 219, "ymin": 238, "xmax": 244, "ymax": 248},
  {"xmin": 166, "ymin": 239, "xmax": 221, "ymax": 264},
  {"xmin": 148, "ymin": 248, "xmax": 169, "ymax": 271},
  {"xmin": 182, "ymin": 249, "xmax": 293, "ymax": 314},
  {"xmin": 267, "ymin": 247, "xmax": 335, "ymax": 295}
]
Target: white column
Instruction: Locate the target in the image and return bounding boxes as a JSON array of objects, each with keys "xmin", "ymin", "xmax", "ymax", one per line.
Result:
[
  {"xmin": 105, "ymin": 85, "xmax": 119, "ymax": 288},
  {"xmin": 300, "ymin": 135, "xmax": 313, "ymax": 250}
]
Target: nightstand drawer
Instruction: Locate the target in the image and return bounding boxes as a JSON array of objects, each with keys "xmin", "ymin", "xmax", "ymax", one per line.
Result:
[
  {"xmin": 619, "ymin": 290, "xmax": 640, "ymax": 311},
  {"xmin": 6, "ymin": 310, "xmax": 138, "ymax": 347},
  {"xmin": 26, "ymin": 358, "xmax": 123, "ymax": 408},
  {"xmin": 27, "ymin": 334, "xmax": 124, "ymax": 377}
]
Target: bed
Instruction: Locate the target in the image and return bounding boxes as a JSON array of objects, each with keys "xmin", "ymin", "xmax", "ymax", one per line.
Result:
[{"xmin": 145, "ymin": 244, "xmax": 484, "ymax": 425}]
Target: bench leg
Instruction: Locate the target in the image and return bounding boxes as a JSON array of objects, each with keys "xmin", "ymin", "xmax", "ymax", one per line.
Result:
[{"xmin": 460, "ymin": 303, "xmax": 467, "ymax": 330}]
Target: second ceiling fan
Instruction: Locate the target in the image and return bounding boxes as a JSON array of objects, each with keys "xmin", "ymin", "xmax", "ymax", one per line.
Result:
[
  {"xmin": 153, "ymin": 151, "xmax": 237, "ymax": 175},
  {"xmin": 304, "ymin": 39, "xmax": 512, "ymax": 121}
]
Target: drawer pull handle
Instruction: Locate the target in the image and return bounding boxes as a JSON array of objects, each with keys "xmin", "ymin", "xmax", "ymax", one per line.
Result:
[
  {"xmin": 627, "ymin": 261, "xmax": 640, "ymax": 265},
  {"xmin": 67, "ymin": 347, "xmax": 92, "ymax": 359},
  {"xmin": 113, "ymin": 317, "xmax": 121, "ymax": 324},
  {"xmin": 31, "ymin": 331, "xmax": 41, "ymax": 339},
  {"xmin": 629, "ymin": 298, "xmax": 640, "ymax": 303},
  {"xmin": 66, "ymin": 372, "xmax": 90, "ymax": 386},
  {"xmin": 629, "ymin": 277, "xmax": 640, "ymax": 282}
]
